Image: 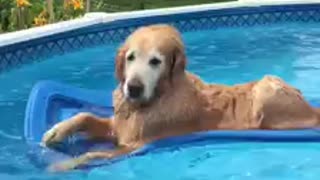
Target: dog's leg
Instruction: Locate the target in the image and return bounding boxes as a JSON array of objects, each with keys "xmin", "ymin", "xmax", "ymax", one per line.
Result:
[
  {"xmin": 42, "ymin": 113, "xmax": 114, "ymax": 147},
  {"xmin": 47, "ymin": 142, "xmax": 143, "ymax": 172},
  {"xmin": 312, "ymin": 108, "xmax": 320, "ymax": 125},
  {"xmin": 253, "ymin": 76, "xmax": 320, "ymax": 129}
]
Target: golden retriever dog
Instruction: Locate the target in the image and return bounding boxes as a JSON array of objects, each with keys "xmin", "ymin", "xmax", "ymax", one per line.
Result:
[{"xmin": 42, "ymin": 24, "xmax": 320, "ymax": 171}]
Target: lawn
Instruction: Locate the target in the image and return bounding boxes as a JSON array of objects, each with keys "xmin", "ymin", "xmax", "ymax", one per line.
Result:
[
  {"xmin": 0, "ymin": 0, "xmax": 233, "ymax": 33},
  {"xmin": 92, "ymin": 0, "xmax": 233, "ymax": 12}
]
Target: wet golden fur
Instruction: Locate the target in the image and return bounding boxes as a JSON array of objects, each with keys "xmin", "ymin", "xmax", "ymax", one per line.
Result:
[{"xmin": 42, "ymin": 24, "xmax": 320, "ymax": 171}]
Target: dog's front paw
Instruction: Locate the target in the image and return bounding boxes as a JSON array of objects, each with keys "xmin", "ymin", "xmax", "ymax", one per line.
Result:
[
  {"xmin": 41, "ymin": 122, "xmax": 72, "ymax": 147},
  {"xmin": 47, "ymin": 154, "xmax": 92, "ymax": 172},
  {"xmin": 47, "ymin": 159, "xmax": 79, "ymax": 172},
  {"xmin": 47, "ymin": 160, "xmax": 76, "ymax": 173}
]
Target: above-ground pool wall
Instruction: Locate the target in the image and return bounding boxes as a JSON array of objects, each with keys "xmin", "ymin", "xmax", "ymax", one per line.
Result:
[{"xmin": 1, "ymin": 1, "xmax": 320, "ymax": 74}]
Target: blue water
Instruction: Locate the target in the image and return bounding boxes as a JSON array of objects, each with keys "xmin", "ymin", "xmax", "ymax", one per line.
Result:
[{"xmin": 1, "ymin": 22, "xmax": 320, "ymax": 179}]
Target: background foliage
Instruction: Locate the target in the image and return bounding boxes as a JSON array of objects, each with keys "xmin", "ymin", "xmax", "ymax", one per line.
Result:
[{"xmin": 0, "ymin": 0, "xmax": 231, "ymax": 33}]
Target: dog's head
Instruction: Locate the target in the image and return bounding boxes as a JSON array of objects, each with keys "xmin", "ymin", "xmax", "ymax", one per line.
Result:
[{"xmin": 115, "ymin": 24, "xmax": 186, "ymax": 104}]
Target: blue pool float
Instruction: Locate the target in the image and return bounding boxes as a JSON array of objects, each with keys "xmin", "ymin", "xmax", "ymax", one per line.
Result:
[{"xmin": 24, "ymin": 81, "xmax": 320, "ymax": 169}]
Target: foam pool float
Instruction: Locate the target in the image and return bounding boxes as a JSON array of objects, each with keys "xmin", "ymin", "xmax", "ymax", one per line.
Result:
[{"xmin": 24, "ymin": 81, "xmax": 320, "ymax": 169}]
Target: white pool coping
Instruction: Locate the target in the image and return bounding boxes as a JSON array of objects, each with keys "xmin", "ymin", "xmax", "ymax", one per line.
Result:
[{"xmin": 0, "ymin": 0, "xmax": 319, "ymax": 48}]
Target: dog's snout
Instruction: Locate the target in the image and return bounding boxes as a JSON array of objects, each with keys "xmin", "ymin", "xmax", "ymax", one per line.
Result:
[{"xmin": 127, "ymin": 78, "xmax": 144, "ymax": 98}]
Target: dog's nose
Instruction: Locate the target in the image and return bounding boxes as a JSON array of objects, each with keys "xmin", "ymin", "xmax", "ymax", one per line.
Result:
[{"xmin": 127, "ymin": 78, "xmax": 144, "ymax": 98}]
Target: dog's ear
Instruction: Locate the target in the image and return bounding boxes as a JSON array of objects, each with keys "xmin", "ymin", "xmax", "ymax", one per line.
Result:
[
  {"xmin": 115, "ymin": 46, "xmax": 128, "ymax": 82},
  {"xmin": 170, "ymin": 48, "xmax": 186, "ymax": 79}
]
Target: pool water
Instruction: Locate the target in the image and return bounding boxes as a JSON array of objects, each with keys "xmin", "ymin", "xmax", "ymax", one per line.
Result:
[
  {"xmin": 1, "ymin": 22, "xmax": 320, "ymax": 179},
  {"xmin": 88, "ymin": 142, "xmax": 320, "ymax": 180}
]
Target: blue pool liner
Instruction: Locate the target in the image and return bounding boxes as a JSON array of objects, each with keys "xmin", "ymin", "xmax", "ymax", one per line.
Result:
[{"xmin": 24, "ymin": 81, "xmax": 320, "ymax": 169}]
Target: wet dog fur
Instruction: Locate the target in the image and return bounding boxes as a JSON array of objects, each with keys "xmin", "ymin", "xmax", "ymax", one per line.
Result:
[{"xmin": 42, "ymin": 24, "xmax": 320, "ymax": 171}]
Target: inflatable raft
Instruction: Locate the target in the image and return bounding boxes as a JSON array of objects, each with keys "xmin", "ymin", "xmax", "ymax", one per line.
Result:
[{"xmin": 24, "ymin": 81, "xmax": 320, "ymax": 169}]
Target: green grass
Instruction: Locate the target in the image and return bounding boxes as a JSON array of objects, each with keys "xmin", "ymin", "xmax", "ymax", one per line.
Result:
[
  {"xmin": 144, "ymin": 0, "xmax": 234, "ymax": 9},
  {"xmin": 92, "ymin": 0, "xmax": 234, "ymax": 12},
  {"xmin": 0, "ymin": 0, "xmax": 233, "ymax": 33}
]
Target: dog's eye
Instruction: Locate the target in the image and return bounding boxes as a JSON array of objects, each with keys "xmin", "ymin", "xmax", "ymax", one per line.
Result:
[
  {"xmin": 149, "ymin": 58, "xmax": 161, "ymax": 66},
  {"xmin": 127, "ymin": 53, "xmax": 135, "ymax": 61}
]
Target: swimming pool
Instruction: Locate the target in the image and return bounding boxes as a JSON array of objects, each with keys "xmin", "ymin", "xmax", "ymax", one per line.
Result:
[{"xmin": 1, "ymin": 1, "xmax": 320, "ymax": 179}]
